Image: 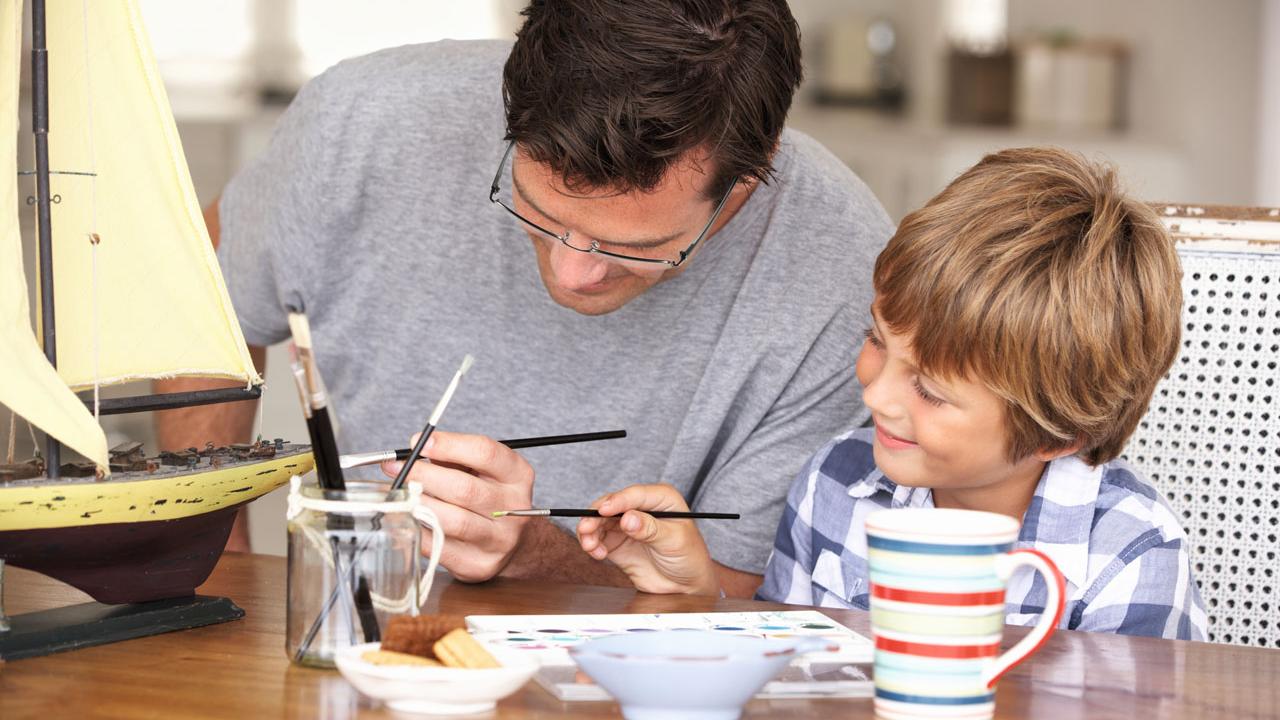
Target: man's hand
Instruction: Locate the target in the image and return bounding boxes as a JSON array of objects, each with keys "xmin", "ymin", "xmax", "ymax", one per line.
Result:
[
  {"xmin": 575, "ymin": 484, "xmax": 721, "ymax": 596},
  {"xmin": 380, "ymin": 430, "xmax": 534, "ymax": 582}
]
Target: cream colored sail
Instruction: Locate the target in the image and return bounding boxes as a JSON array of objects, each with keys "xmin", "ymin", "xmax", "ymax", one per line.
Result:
[
  {"xmin": 1, "ymin": 0, "xmax": 108, "ymax": 470},
  {"xmin": 41, "ymin": 0, "xmax": 259, "ymax": 389}
]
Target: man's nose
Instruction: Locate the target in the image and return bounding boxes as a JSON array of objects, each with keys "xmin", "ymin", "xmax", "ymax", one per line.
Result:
[{"xmin": 548, "ymin": 240, "xmax": 611, "ymax": 289}]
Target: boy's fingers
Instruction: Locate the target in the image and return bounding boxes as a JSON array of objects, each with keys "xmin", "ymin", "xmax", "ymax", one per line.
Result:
[
  {"xmin": 619, "ymin": 510, "xmax": 662, "ymax": 544},
  {"xmin": 596, "ymin": 484, "xmax": 689, "ymax": 516},
  {"xmin": 599, "ymin": 526, "xmax": 631, "ymax": 554}
]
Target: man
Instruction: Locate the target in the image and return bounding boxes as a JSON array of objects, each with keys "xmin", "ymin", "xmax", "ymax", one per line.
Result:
[{"xmin": 156, "ymin": 0, "xmax": 891, "ymax": 598}]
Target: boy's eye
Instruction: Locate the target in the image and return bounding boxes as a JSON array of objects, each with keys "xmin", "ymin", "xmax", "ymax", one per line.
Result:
[
  {"xmin": 863, "ymin": 327, "xmax": 885, "ymax": 349},
  {"xmin": 913, "ymin": 377, "xmax": 945, "ymax": 407}
]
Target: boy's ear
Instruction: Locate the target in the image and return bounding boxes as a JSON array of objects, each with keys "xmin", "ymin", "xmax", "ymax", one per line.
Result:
[{"xmin": 1033, "ymin": 439, "xmax": 1084, "ymax": 462}]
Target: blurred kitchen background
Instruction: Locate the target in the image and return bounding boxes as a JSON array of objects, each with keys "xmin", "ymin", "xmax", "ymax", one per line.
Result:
[{"xmin": 9, "ymin": 0, "xmax": 1280, "ymax": 554}]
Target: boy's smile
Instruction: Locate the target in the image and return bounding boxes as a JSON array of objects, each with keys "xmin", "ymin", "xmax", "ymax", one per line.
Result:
[
  {"xmin": 873, "ymin": 422, "xmax": 918, "ymax": 450},
  {"xmin": 855, "ymin": 303, "xmax": 1073, "ymax": 520}
]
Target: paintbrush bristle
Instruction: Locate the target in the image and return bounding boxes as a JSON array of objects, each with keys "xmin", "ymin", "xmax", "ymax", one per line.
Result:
[
  {"xmin": 426, "ymin": 354, "xmax": 474, "ymax": 426},
  {"xmin": 287, "ymin": 313, "xmax": 313, "ymax": 350},
  {"xmin": 490, "ymin": 511, "xmax": 508, "ymax": 518}
]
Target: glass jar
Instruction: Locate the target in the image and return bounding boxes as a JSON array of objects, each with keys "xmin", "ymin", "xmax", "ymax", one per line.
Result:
[{"xmin": 285, "ymin": 477, "xmax": 443, "ymax": 667}]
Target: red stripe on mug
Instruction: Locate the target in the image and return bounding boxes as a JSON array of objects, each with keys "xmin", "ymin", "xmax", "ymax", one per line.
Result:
[
  {"xmin": 872, "ymin": 585, "xmax": 1006, "ymax": 607},
  {"xmin": 876, "ymin": 636, "xmax": 1000, "ymax": 659}
]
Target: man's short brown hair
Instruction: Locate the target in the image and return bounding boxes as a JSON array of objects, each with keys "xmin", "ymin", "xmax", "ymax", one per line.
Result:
[
  {"xmin": 502, "ymin": 0, "xmax": 802, "ymax": 200},
  {"xmin": 873, "ymin": 147, "xmax": 1183, "ymax": 466}
]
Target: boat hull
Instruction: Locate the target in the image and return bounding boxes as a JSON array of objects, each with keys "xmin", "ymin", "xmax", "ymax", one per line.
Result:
[
  {"xmin": 0, "ymin": 446, "xmax": 314, "ymax": 604},
  {"xmin": 0, "ymin": 506, "xmax": 240, "ymax": 603}
]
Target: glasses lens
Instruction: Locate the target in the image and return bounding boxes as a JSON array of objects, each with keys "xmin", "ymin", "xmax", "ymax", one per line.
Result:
[{"xmin": 494, "ymin": 158, "xmax": 679, "ymax": 269}]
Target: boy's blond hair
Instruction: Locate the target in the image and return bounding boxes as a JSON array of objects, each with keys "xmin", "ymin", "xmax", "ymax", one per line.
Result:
[{"xmin": 873, "ymin": 147, "xmax": 1182, "ymax": 466}]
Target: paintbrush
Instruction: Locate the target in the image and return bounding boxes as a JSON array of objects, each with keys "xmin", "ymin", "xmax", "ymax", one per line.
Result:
[
  {"xmin": 288, "ymin": 313, "xmax": 344, "ymax": 492},
  {"xmin": 492, "ymin": 508, "xmax": 739, "ymax": 520},
  {"xmin": 287, "ymin": 311, "xmax": 379, "ymax": 644},
  {"xmin": 338, "ymin": 430, "xmax": 626, "ymax": 469},
  {"xmin": 387, "ymin": 354, "xmax": 474, "ymax": 493},
  {"xmin": 297, "ymin": 353, "xmax": 476, "ymax": 659}
]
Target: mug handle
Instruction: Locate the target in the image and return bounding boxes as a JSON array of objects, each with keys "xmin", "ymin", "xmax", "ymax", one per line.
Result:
[
  {"xmin": 412, "ymin": 504, "xmax": 446, "ymax": 610},
  {"xmin": 981, "ymin": 548, "xmax": 1066, "ymax": 688}
]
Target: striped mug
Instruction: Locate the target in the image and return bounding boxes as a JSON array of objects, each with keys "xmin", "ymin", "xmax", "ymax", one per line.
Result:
[{"xmin": 865, "ymin": 508, "xmax": 1064, "ymax": 720}]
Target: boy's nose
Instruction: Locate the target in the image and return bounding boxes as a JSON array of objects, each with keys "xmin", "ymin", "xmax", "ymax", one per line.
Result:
[
  {"xmin": 860, "ymin": 370, "xmax": 903, "ymax": 422},
  {"xmin": 548, "ymin": 241, "xmax": 611, "ymax": 290}
]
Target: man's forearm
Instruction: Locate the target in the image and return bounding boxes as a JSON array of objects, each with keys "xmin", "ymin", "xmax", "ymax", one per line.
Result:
[
  {"xmin": 500, "ymin": 518, "xmax": 633, "ymax": 587},
  {"xmin": 153, "ymin": 346, "xmax": 266, "ymax": 451},
  {"xmin": 153, "ymin": 345, "xmax": 266, "ymax": 552}
]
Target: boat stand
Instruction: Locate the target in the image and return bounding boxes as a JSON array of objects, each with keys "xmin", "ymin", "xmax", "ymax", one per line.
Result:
[{"xmin": 0, "ymin": 560, "xmax": 244, "ymax": 661}]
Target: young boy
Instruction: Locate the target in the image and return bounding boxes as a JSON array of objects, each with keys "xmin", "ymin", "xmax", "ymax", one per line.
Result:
[{"xmin": 576, "ymin": 147, "xmax": 1208, "ymax": 640}]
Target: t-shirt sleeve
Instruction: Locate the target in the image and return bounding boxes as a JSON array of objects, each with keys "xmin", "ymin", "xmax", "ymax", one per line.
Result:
[
  {"xmin": 692, "ymin": 302, "xmax": 867, "ymax": 575},
  {"xmin": 1071, "ymin": 532, "xmax": 1209, "ymax": 641},
  {"xmin": 216, "ymin": 72, "xmax": 346, "ymax": 347}
]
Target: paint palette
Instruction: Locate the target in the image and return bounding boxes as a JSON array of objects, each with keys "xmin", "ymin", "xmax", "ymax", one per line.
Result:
[
  {"xmin": 466, "ymin": 610, "xmax": 872, "ymax": 666},
  {"xmin": 464, "ymin": 611, "xmax": 872, "ymax": 702}
]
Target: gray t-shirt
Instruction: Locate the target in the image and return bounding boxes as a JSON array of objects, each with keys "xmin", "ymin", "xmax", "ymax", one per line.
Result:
[{"xmin": 218, "ymin": 40, "xmax": 892, "ymax": 574}]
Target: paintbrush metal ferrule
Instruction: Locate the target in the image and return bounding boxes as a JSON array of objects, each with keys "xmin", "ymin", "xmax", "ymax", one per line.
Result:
[
  {"xmin": 338, "ymin": 450, "xmax": 397, "ymax": 470},
  {"xmin": 289, "ymin": 362, "xmax": 313, "ymax": 419},
  {"xmin": 308, "ymin": 378, "xmax": 329, "ymax": 411}
]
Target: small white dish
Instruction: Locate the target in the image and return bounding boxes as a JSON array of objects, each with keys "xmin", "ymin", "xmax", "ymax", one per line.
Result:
[{"xmin": 334, "ymin": 641, "xmax": 539, "ymax": 715}]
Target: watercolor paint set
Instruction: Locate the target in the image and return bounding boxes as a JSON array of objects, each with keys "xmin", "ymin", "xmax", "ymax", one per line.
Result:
[{"xmin": 464, "ymin": 610, "xmax": 874, "ymax": 701}]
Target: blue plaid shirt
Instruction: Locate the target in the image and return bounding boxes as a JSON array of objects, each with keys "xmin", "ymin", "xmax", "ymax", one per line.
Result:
[{"xmin": 759, "ymin": 428, "xmax": 1208, "ymax": 641}]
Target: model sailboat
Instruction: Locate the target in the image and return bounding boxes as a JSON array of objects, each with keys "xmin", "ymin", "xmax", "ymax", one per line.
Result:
[{"xmin": 0, "ymin": 0, "xmax": 313, "ymax": 651}]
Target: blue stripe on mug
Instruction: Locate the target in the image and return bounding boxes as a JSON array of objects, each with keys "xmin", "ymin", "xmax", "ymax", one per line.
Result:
[
  {"xmin": 875, "ymin": 688, "xmax": 997, "ymax": 705},
  {"xmin": 867, "ymin": 536, "xmax": 1014, "ymax": 555}
]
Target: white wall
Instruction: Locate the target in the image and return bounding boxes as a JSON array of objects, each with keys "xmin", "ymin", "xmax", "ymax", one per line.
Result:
[
  {"xmin": 1006, "ymin": 0, "xmax": 1262, "ymax": 205},
  {"xmin": 788, "ymin": 0, "xmax": 1264, "ymax": 207},
  {"xmin": 1258, "ymin": 0, "xmax": 1280, "ymax": 205}
]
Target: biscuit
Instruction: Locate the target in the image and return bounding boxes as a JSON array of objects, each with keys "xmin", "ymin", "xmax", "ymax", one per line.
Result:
[
  {"xmin": 380, "ymin": 614, "xmax": 466, "ymax": 659},
  {"xmin": 361, "ymin": 649, "xmax": 442, "ymax": 667},
  {"xmin": 433, "ymin": 628, "xmax": 501, "ymax": 669}
]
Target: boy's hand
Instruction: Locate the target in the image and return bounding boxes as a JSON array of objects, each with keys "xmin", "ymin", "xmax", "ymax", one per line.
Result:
[{"xmin": 576, "ymin": 484, "xmax": 721, "ymax": 596}]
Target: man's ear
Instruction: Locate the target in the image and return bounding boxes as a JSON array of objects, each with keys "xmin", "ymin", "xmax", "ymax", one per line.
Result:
[{"xmin": 1033, "ymin": 439, "xmax": 1084, "ymax": 462}]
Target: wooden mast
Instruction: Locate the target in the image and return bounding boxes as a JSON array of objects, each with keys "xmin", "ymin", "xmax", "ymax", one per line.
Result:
[{"xmin": 30, "ymin": 0, "xmax": 60, "ymax": 478}]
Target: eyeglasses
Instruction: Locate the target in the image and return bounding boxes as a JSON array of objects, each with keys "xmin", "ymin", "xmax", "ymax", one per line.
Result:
[{"xmin": 489, "ymin": 140, "xmax": 738, "ymax": 269}]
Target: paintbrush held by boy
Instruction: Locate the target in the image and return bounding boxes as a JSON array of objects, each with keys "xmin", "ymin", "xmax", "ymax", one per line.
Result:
[{"xmin": 576, "ymin": 147, "xmax": 1208, "ymax": 641}]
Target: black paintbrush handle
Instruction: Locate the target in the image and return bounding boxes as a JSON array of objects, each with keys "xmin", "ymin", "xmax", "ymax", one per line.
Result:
[
  {"xmin": 551, "ymin": 509, "xmax": 740, "ymax": 520},
  {"xmin": 309, "ymin": 407, "xmax": 346, "ymax": 491},
  {"xmin": 390, "ymin": 429, "xmax": 627, "ymax": 462},
  {"xmin": 499, "ymin": 430, "xmax": 626, "ymax": 449},
  {"xmin": 353, "ymin": 574, "xmax": 380, "ymax": 643},
  {"xmin": 389, "ymin": 423, "xmax": 436, "ymax": 492}
]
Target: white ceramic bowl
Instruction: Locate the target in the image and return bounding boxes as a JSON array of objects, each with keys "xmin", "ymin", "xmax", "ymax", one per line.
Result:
[
  {"xmin": 570, "ymin": 630, "xmax": 832, "ymax": 720},
  {"xmin": 334, "ymin": 641, "xmax": 539, "ymax": 715}
]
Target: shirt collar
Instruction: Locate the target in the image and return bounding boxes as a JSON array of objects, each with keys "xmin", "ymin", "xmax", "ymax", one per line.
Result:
[
  {"xmin": 1015, "ymin": 455, "xmax": 1104, "ymax": 589},
  {"xmin": 845, "ymin": 466, "xmax": 934, "ymax": 508},
  {"xmin": 845, "ymin": 454, "xmax": 1102, "ymax": 589}
]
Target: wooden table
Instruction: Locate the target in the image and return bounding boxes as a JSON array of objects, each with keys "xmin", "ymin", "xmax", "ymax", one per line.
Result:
[{"xmin": 1, "ymin": 553, "xmax": 1276, "ymax": 719}]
